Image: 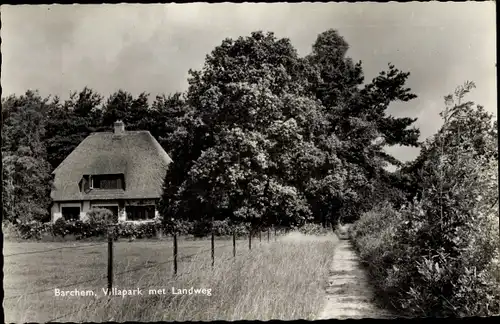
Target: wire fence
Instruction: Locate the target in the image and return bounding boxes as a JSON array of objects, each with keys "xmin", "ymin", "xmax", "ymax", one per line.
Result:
[
  {"xmin": 40, "ymin": 244, "xmax": 238, "ymax": 322},
  {"xmin": 4, "ymin": 227, "xmax": 289, "ymax": 307},
  {"xmin": 44, "ymin": 252, "xmax": 242, "ymax": 323},
  {"xmin": 4, "ymin": 242, "xmax": 108, "ymax": 257}
]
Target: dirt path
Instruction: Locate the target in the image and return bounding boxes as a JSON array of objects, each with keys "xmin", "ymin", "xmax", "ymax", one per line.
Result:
[{"xmin": 317, "ymin": 238, "xmax": 395, "ymax": 320}]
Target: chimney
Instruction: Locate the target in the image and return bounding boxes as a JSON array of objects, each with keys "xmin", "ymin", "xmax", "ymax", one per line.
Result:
[{"xmin": 114, "ymin": 120, "xmax": 125, "ymax": 134}]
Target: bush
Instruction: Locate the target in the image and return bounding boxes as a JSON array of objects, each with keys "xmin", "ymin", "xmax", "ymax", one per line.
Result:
[
  {"xmin": 13, "ymin": 220, "xmax": 52, "ymax": 240},
  {"xmin": 115, "ymin": 219, "xmax": 162, "ymax": 239},
  {"xmin": 350, "ymin": 84, "xmax": 500, "ymax": 318},
  {"xmin": 83, "ymin": 208, "xmax": 115, "ymax": 238},
  {"xmin": 350, "ymin": 203, "xmax": 406, "ymax": 290},
  {"xmin": 86, "ymin": 208, "xmax": 116, "ymax": 224},
  {"xmin": 233, "ymin": 223, "xmax": 250, "ymax": 237},
  {"xmin": 52, "ymin": 218, "xmax": 68, "ymax": 237},
  {"xmin": 351, "ymin": 198, "xmax": 500, "ymax": 317},
  {"xmin": 162, "ymin": 219, "xmax": 194, "ymax": 236},
  {"xmin": 3, "ymin": 221, "xmax": 24, "ymax": 241},
  {"xmin": 294, "ymin": 222, "xmax": 331, "ymax": 236},
  {"xmin": 189, "ymin": 219, "xmax": 250, "ymax": 238},
  {"xmin": 51, "ymin": 218, "xmax": 99, "ymax": 240},
  {"xmin": 213, "ymin": 220, "xmax": 250, "ymax": 237},
  {"xmin": 212, "ymin": 220, "xmax": 232, "ymax": 236},
  {"xmin": 4, "ymin": 214, "xmax": 164, "ymax": 241}
]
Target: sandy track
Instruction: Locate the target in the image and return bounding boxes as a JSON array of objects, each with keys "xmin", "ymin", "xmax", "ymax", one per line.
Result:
[{"xmin": 317, "ymin": 238, "xmax": 395, "ymax": 320}]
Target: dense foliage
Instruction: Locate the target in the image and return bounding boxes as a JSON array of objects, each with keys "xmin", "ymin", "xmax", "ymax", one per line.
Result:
[
  {"xmin": 158, "ymin": 30, "xmax": 420, "ymax": 230},
  {"xmin": 2, "ymin": 29, "xmax": 419, "ymax": 233},
  {"xmin": 350, "ymin": 83, "xmax": 499, "ymax": 317},
  {"xmin": 2, "ymin": 91, "xmax": 54, "ymax": 223},
  {"xmin": 293, "ymin": 222, "xmax": 333, "ymax": 236}
]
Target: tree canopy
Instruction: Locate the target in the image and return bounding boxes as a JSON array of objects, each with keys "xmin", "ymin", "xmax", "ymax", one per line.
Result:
[
  {"xmin": 2, "ymin": 29, "xmax": 423, "ymax": 228},
  {"xmin": 159, "ymin": 30, "xmax": 421, "ymax": 229}
]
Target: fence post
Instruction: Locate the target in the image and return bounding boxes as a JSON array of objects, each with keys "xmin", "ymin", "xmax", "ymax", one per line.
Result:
[
  {"xmin": 274, "ymin": 226, "xmax": 277, "ymax": 241},
  {"xmin": 249, "ymin": 229, "xmax": 252, "ymax": 250},
  {"xmin": 107, "ymin": 228, "xmax": 113, "ymax": 295},
  {"xmin": 233, "ymin": 230, "xmax": 236, "ymax": 258},
  {"xmin": 211, "ymin": 229, "xmax": 215, "ymax": 268},
  {"xmin": 173, "ymin": 232, "xmax": 178, "ymax": 276},
  {"xmin": 259, "ymin": 230, "xmax": 262, "ymax": 243},
  {"xmin": 267, "ymin": 228, "xmax": 270, "ymax": 242}
]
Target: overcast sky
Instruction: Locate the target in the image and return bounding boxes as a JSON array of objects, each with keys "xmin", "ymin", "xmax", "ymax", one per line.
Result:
[{"xmin": 1, "ymin": 3, "xmax": 496, "ymax": 164}]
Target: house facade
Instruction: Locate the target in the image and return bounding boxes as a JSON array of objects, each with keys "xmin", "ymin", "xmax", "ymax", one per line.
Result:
[{"xmin": 50, "ymin": 120, "xmax": 173, "ymax": 223}]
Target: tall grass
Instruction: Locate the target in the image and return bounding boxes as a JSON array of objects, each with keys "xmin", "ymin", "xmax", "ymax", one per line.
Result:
[{"xmin": 7, "ymin": 232, "xmax": 338, "ymax": 322}]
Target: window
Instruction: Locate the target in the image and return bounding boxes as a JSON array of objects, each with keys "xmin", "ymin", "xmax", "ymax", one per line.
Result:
[
  {"xmin": 62, "ymin": 207, "xmax": 80, "ymax": 221},
  {"xmin": 90, "ymin": 174, "xmax": 124, "ymax": 190},
  {"xmin": 126, "ymin": 205, "xmax": 156, "ymax": 221}
]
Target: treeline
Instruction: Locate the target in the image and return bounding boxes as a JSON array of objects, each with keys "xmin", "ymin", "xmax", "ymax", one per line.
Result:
[
  {"xmin": 350, "ymin": 81, "xmax": 499, "ymax": 317},
  {"xmin": 1, "ymin": 88, "xmax": 184, "ymax": 223},
  {"xmin": 3, "ymin": 29, "xmax": 421, "ymax": 229}
]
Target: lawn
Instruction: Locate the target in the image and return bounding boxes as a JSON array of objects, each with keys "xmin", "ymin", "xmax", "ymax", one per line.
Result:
[{"xmin": 4, "ymin": 232, "xmax": 338, "ymax": 322}]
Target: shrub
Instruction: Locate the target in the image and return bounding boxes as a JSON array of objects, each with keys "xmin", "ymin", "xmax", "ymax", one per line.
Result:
[
  {"xmin": 4, "ymin": 219, "xmax": 59, "ymax": 241},
  {"xmin": 189, "ymin": 219, "xmax": 250, "ymax": 238},
  {"xmin": 86, "ymin": 208, "xmax": 116, "ymax": 225},
  {"xmin": 52, "ymin": 218, "xmax": 68, "ymax": 237},
  {"xmin": 13, "ymin": 220, "xmax": 53, "ymax": 240},
  {"xmin": 115, "ymin": 219, "xmax": 162, "ymax": 239},
  {"xmin": 352, "ymin": 196, "xmax": 500, "ymax": 317},
  {"xmin": 350, "ymin": 203, "xmax": 408, "ymax": 299},
  {"xmin": 134, "ymin": 221, "xmax": 160, "ymax": 239},
  {"xmin": 351, "ymin": 84, "xmax": 500, "ymax": 318},
  {"xmin": 4, "ymin": 214, "xmax": 165, "ymax": 241},
  {"xmin": 190, "ymin": 220, "xmax": 213, "ymax": 238},
  {"xmin": 233, "ymin": 223, "xmax": 250, "ymax": 237},
  {"xmin": 294, "ymin": 222, "xmax": 331, "ymax": 236},
  {"xmin": 83, "ymin": 208, "xmax": 116, "ymax": 238},
  {"xmin": 213, "ymin": 220, "xmax": 250, "ymax": 237},
  {"xmin": 3, "ymin": 221, "xmax": 23, "ymax": 241},
  {"xmin": 162, "ymin": 219, "xmax": 194, "ymax": 236},
  {"xmin": 50, "ymin": 218, "xmax": 97, "ymax": 240},
  {"xmin": 212, "ymin": 220, "xmax": 232, "ymax": 236}
]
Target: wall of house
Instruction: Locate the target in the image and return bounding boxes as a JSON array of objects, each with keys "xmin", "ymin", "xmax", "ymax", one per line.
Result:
[
  {"xmin": 51, "ymin": 199, "xmax": 160, "ymax": 223},
  {"xmin": 82, "ymin": 201, "xmax": 91, "ymax": 221},
  {"xmin": 51, "ymin": 203, "xmax": 61, "ymax": 222}
]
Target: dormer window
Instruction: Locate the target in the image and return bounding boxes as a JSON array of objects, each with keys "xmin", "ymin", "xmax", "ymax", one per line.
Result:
[
  {"xmin": 81, "ymin": 174, "xmax": 125, "ymax": 192},
  {"xmin": 91, "ymin": 174, "xmax": 124, "ymax": 190}
]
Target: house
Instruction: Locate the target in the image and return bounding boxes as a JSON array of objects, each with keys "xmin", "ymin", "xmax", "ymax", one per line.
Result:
[{"xmin": 50, "ymin": 120, "xmax": 173, "ymax": 223}]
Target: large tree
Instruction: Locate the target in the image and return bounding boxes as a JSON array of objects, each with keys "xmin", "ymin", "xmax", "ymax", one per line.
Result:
[
  {"xmin": 306, "ymin": 30, "xmax": 421, "ymax": 220},
  {"xmin": 160, "ymin": 32, "xmax": 324, "ymax": 228},
  {"xmin": 44, "ymin": 87, "xmax": 104, "ymax": 170},
  {"xmin": 2, "ymin": 91, "xmax": 53, "ymax": 222},
  {"xmin": 101, "ymin": 90, "xmax": 150, "ymax": 130},
  {"xmin": 148, "ymin": 92, "xmax": 191, "ymax": 154},
  {"xmin": 160, "ymin": 30, "xmax": 421, "ymax": 229}
]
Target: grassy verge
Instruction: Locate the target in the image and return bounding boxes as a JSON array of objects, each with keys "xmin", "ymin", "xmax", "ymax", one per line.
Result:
[{"xmin": 4, "ymin": 232, "xmax": 338, "ymax": 321}]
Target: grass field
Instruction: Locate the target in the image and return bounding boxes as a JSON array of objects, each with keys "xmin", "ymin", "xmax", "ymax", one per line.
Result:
[{"xmin": 4, "ymin": 232, "xmax": 338, "ymax": 322}]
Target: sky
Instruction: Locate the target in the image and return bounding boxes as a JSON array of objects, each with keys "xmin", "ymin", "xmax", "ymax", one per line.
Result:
[{"xmin": 1, "ymin": 3, "xmax": 496, "ymax": 164}]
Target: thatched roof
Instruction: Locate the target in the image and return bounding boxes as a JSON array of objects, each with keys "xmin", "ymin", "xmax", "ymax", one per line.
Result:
[{"xmin": 51, "ymin": 126, "xmax": 173, "ymax": 202}]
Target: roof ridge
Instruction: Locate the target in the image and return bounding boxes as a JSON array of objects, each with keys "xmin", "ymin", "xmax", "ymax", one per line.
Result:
[{"xmin": 89, "ymin": 130, "xmax": 151, "ymax": 135}]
